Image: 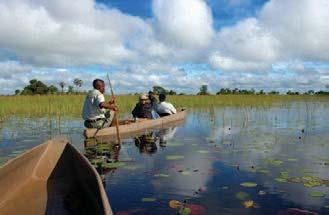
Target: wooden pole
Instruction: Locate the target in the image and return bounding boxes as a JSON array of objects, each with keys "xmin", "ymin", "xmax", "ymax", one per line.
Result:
[{"xmin": 107, "ymin": 73, "xmax": 121, "ymax": 145}]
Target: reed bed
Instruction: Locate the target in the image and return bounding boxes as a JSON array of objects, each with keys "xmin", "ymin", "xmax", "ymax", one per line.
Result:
[{"xmin": 0, "ymin": 94, "xmax": 328, "ymax": 119}]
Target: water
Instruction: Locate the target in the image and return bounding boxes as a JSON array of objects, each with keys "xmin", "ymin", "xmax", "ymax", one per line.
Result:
[{"xmin": 1, "ymin": 101, "xmax": 329, "ymax": 214}]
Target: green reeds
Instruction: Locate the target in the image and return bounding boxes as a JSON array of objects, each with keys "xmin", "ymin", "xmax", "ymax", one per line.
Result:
[{"xmin": 0, "ymin": 94, "xmax": 328, "ymax": 119}]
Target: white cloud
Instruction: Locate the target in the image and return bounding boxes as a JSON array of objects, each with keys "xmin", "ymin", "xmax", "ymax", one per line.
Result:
[
  {"xmin": 209, "ymin": 52, "xmax": 271, "ymax": 71},
  {"xmin": 260, "ymin": 0, "xmax": 329, "ymax": 61},
  {"xmin": 0, "ymin": 0, "xmax": 329, "ymax": 94},
  {"xmin": 209, "ymin": 0, "xmax": 329, "ymax": 72},
  {"xmin": 0, "ymin": 0, "xmax": 151, "ymax": 66},
  {"xmin": 152, "ymin": 0, "xmax": 214, "ymax": 50}
]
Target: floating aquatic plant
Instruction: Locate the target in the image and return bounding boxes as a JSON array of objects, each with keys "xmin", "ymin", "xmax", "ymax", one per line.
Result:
[
  {"xmin": 166, "ymin": 155, "xmax": 184, "ymax": 160},
  {"xmin": 309, "ymin": 191, "xmax": 325, "ymax": 198},
  {"xmin": 240, "ymin": 182, "xmax": 257, "ymax": 188}
]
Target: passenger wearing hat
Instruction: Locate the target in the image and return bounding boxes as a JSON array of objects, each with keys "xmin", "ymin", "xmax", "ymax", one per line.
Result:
[{"xmin": 132, "ymin": 94, "xmax": 153, "ymax": 119}]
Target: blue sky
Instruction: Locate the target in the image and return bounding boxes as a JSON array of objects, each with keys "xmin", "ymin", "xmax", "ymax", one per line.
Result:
[
  {"xmin": 0, "ymin": 0, "xmax": 328, "ymax": 94},
  {"xmin": 96, "ymin": 0, "xmax": 270, "ymax": 28}
]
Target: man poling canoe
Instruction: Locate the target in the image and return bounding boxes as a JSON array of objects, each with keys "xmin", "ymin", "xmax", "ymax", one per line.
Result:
[{"xmin": 82, "ymin": 78, "xmax": 118, "ymax": 130}]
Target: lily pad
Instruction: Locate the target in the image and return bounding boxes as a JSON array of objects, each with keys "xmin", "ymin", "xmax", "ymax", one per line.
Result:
[
  {"xmin": 181, "ymin": 171, "xmax": 191, "ymax": 176},
  {"xmin": 166, "ymin": 155, "xmax": 184, "ymax": 160},
  {"xmin": 236, "ymin": 192, "xmax": 249, "ymax": 200},
  {"xmin": 264, "ymin": 158, "xmax": 283, "ymax": 166},
  {"xmin": 240, "ymin": 182, "xmax": 257, "ymax": 188},
  {"xmin": 275, "ymin": 177, "xmax": 288, "ymax": 183},
  {"xmin": 309, "ymin": 191, "xmax": 325, "ymax": 198},
  {"xmin": 303, "ymin": 180, "xmax": 321, "ymax": 188},
  {"xmin": 279, "ymin": 171, "xmax": 290, "ymax": 179},
  {"xmin": 154, "ymin": 173, "xmax": 169, "ymax": 178},
  {"xmin": 179, "ymin": 207, "xmax": 191, "ymax": 215},
  {"xmin": 258, "ymin": 190, "xmax": 266, "ymax": 195},
  {"xmin": 288, "ymin": 158, "xmax": 298, "ymax": 162},
  {"xmin": 142, "ymin": 197, "xmax": 156, "ymax": 202},
  {"xmin": 257, "ymin": 169, "xmax": 270, "ymax": 174},
  {"xmin": 198, "ymin": 150, "xmax": 210, "ymax": 154},
  {"xmin": 168, "ymin": 142, "xmax": 184, "ymax": 147},
  {"xmin": 102, "ymin": 162, "xmax": 126, "ymax": 169},
  {"xmin": 123, "ymin": 165, "xmax": 141, "ymax": 170}
]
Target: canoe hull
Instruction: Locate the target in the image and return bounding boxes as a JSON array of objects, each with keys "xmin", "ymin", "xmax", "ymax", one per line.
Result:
[
  {"xmin": 84, "ymin": 109, "xmax": 187, "ymax": 139},
  {"xmin": 0, "ymin": 137, "xmax": 112, "ymax": 215}
]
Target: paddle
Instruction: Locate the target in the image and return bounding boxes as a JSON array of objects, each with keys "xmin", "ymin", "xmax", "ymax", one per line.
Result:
[{"xmin": 107, "ymin": 73, "xmax": 121, "ymax": 145}]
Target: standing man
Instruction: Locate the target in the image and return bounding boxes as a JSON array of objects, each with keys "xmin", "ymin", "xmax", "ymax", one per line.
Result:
[
  {"xmin": 82, "ymin": 79, "xmax": 118, "ymax": 128},
  {"xmin": 156, "ymin": 93, "xmax": 177, "ymax": 117}
]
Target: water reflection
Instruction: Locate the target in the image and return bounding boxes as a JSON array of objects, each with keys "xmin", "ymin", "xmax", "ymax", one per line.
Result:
[
  {"xmin": 134, "ymin": 132, "xmax": 158, "ymax": 154},
  {"xmin": 2, "ymin": 101, "xmax": 329, "ymax": 214}
]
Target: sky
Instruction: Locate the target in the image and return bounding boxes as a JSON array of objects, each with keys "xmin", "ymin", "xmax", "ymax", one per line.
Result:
[{"xmin": 0, "ymin": 0, "xmax": 329, "ymax": 94}]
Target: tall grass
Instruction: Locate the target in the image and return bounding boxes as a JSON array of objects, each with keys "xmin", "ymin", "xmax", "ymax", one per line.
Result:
[{"xmin": 0, "ymin": 94, "xmax": 328, "ymax": 119}]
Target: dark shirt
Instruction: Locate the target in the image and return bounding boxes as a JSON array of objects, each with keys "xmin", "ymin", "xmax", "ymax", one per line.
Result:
[
  {"xmin": 132, "ymin": 103, "xmax": 153, "ymax": 119},
  {"xmin": 149, "ymin": 94, "xmax": 158, "ymax": 108}
]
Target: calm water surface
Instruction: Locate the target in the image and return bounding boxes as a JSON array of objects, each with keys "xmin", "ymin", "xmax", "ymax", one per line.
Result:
[{"xmin": 1, "ymin": 101, "xmax": 329, "ymax": 214}]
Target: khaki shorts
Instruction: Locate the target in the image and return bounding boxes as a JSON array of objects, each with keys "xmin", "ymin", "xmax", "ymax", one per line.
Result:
[{"xmin": 84, "ymin": 110, "xmax": 115, "ymax": 129}]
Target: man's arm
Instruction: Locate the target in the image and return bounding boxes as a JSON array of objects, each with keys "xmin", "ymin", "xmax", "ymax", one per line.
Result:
[
  {"xmin": 169, "ymin": 103, "xmax": 177, "ymax": 114},
  {"xmin": 99, "ymin": 101, "xmax": 118, "ymax": 111}
]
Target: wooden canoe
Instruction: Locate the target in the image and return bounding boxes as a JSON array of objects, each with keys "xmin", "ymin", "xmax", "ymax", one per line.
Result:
[
  {"xmin": 0, "ymin": 137, "xmax": 113, "ymax": 215},
  {"xmin": 84, "ymin": 109, "xmax": 187, "ymax": 139}
]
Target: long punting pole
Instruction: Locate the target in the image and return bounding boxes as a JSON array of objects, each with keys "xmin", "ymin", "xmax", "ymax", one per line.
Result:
[{"xmin": 107, "ymin": 73, "xmax": 121, "ymax": 145}]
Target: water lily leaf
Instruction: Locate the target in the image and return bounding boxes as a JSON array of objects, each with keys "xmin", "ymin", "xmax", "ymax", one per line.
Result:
[
  {"xmin": 169, "ymin": 200, "xmax": 182, "ymax": 209},
  {"xmin": 309, "ymin": 191, "xmax": 325, "ymax": 198},
  {"xmin": 243, "ymin": 200, "xmax": 254, "ymax": 208},
  {"xmin": 258, "ymin": 190, "xmax": 266, "ymax": 195},
  {"xmin": 264, "ymin": 158, "xmax": 283, "ymax": 166},
  {"xmin": 142, "ymin": 197, "xmax": 156, "ymax": 202},
  {"xmin": 301, "ymin": 175, "xmax": 322, "ymax": 188},
  {"xmin": 181, "ymin": 171, "xmax": 191, "ymax": 176},
  {"xmin": 166, "ymin": 155, "xmax": 184, "ymax": 160},
  {"xmin": 236, "ymin": 192, "xmax": 249, "ymax": 200},
  {"xmin": 279, "ymin": 171, "xmax": 290, "ymax": 179},
  {"xmin": 198, "ymin": 150, "xmax": 210, "ymax": 154},
  {"xmin": 288, "ymin": 158, "xmax": 298, "ymax": 162},
  {"xmin": 179, "ymin": 207, "xmax": 191, "ymax": 215},
  {"xmin": 103, "ymin": 162, "xmax": 126, "ymax": 169},
  {"xmin": 169, "ymin": 143, "xmax": 185, "ymax": 147},
  {"xmin": 257, "ymin": 169, "xmax": 270, "ymax": 174},
  {"xmin": 240, "ymin": 182, "xmax": 257, "ymax": 188},
  {"xmin": 289, "ymin": 177, "xmax": 302, "ymax": 183},
  {"xmin": 123, "ymin": 165, "xmax": 141, "ymax": 170},
  {"xmin": 303, "ymin": 181, "xmax": 321, "ymax": 188},
  {"xmin": 275, "ymin": 178, "xmax": 288, "ymax": 183},
  {"xmin": 154, "ymin": 173, "xmax": 169, "ymax": 178}
]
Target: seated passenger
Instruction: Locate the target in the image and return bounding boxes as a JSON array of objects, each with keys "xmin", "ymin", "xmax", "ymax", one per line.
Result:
[
  {"xmin": 132, "ymin": 94, "xmax": 153, "ymax": 119},
  {"xmin": 156, "ymin": 94, "xmax": 177, "ymax": 117}
]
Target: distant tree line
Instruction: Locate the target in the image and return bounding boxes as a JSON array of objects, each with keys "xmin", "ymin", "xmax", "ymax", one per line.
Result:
[
  {"xmin": 13, "ymin": 81, "xmax": 329, "ymax": 96},
  {"xmin": 147, "ymin": 85, "xmax": 329, "ymax": 96},
  {"xmin": 15, "ymin": 78, "xmax": 84, "ymax": 95}
]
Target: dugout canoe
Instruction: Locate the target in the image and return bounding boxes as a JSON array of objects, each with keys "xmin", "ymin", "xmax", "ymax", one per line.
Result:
[
  {"xmin": 0, "ymin": 137, "xmax": 113, "ymax": 215},
  {"xmin": 84, "ymin": 109, "xmax": 187, "ymax": 139}
]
